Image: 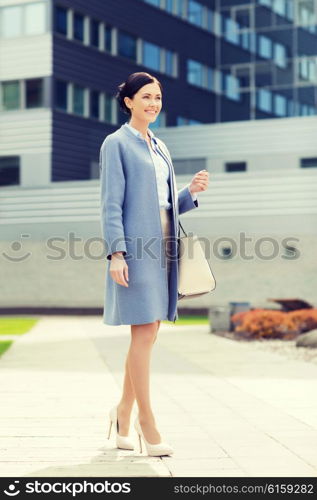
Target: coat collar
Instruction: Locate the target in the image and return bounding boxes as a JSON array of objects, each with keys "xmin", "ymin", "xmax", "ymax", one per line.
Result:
[
  {"xmin": 121, "ymin": 122, "xmax": 158, "ymax": 144},
  {"xmin": 120, "ymin": 121, "xmax": 179, "ymax": 233}
]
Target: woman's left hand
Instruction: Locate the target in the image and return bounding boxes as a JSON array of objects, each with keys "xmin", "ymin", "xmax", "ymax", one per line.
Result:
[{"xmin": 188, "ymin": 170, "xmax": 209, "ymax": 195}]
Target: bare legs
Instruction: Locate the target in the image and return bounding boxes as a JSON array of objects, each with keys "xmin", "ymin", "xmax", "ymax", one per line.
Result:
[{"xmin": 117, "ymin": 320, "xmax": 161, "ymax": 444}]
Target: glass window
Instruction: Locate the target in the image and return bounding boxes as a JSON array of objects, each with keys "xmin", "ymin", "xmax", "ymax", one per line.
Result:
[
  {"xmin": 187, "ymin": 0, "xmax": 203, "ymax": 27},
  {"xmin": 73, "ymin": 13, "xmax": 84, "ymax": 41},
  {"xmin": 176, "ymin": 0, "xmax": 184, "ymax": 17},
  {"xmin": 144, "ymin": 0, "xmax": 160, "ymax": 6},
  {"xmin": 143, "ymin": 41, "xmax": 161, "ymax": 70},
  {"xmin": 258, "ymin": 35, "xmax": 272, "ymax": 59},
  {"xmin": 26, "ymin": 79, "xmax": 43, "ymax": 108},
  {"xmin": 301, "ymin": 157, "xmax": 317, "ymax": 168},
  {"xmin": 224, "ymin": 17, "xmax": 239, "ymax": 45},
  {"xmin": 300, "ymin": 104, "xmax": 309, "ymax": 115},
  {"xmin": 286, "ymin": 0, "xmax": 294, "ymax": 20},
  {"xmin": 1, "ymin": 81, "xmax": 20, "ymax": 110},
  {"xmin": 308, "ymin": 60, "xmax": 317, "ymax": 82},
  {"xmin": 55, "ymin": 80, "xmax": 67, "ymax": 111},
  {"xmin": 0, "ymin": 157, "xmax": 20, "ymax": 186},
  {"xmin": 298, "ymin": 2, "xmax": 315, "ymax": 25},
  {"xmin": 259, "ymin": 0, "xmax": 271, "ymax": 6},
  {"xmin": 104, "ymin": 25, "xmax": 112, "ymax": 52},
  {"xmin": 274, "ymin": 94, "xmax": 287, "ymax": 116},
  {"xmin": 225, "ymin": 162, "xmax": 247, "ymax": 172},
  {"xmin": 225, "ymin": 74, "xmax": 240, "ymax": 101},
  {"xmin": 187, "ymin": 59, "xmax": 204, "ymax": 87},
  {"xmin": 1, "ymin": 6, "xmax": 22, "ymax": 38},
  {"xmin": 207, "ymin": 9, "xmax": 213, "ymax": 32},
  {"xmin": 90, "ymin": 90, "xmax": 99, "ymax": 119},
  {"xmin": 298, "ymin": 58, "xmax": 316, "ymax": 82},
  {"xmin": 257, "ymin": 88, "xmax": 272, "ymax": 112},
  {"xmin": 90, "ymin": 19, "xmax": 99, "ymax": 47},
  {"xmin": 25, "ymin": 3, "xmax": 46, "ymax": 35},
  {"xmin": 287, "ymin": 99, "xmax": 296, "ymax": 116},
  {"xmin": 188, "ymin": 119, "xmax": 202, "ymax": 125},
  {"xmin": 104, "ymin": 94, "xmax": 112, "ymax": 122},
  {"xmin": 214, "ymin": 11, "xmax": 222, "ymax": 36},
  {"xmin": 55, "ymin": 6, "xmax": 67, "ymax": 35},
  {"xmin": 166, "ymin": 0, "xmax": 174, "ymax": 13},
  {"xmin": 274, "ymin": 43, "xmax": 287, "ymax": 68},
  {"xmin": 241, "ymin": 30, "xmax": 250, "ymax": 50},
  {"xmin": 299, "ymin": 58, "xmax": 308, "ymax": 80},
  {"xmin": 165, "ymin": 50, "xmax": 174, "ymax": 76},
  {"xmin": 236, "ymin": 7, "xmax": 251, "ymax": 28},
  {"xmin": 273, "ymin": 0, "xmax": 286, "ymax": 16},
  {"xmin": 207, "ymin": 67, "xmax": 213, "ymax": 91},
  {"xmin": 73, "ymin": 85, "xmax": 85, "ymax": 115},
  {"xmin": 55, "ymin": 7, "xmax": 67, "ymax": 35},
  {"xmin": 177, "ymin": 116, "xmax": 187, "ymax": 126},
  {"xmin": 118, "ymin": 31, "xmax": 137, "ymax": 61},
  {"xmin": 249, "ymin": 31, "xmax": 256, "ymax": 53}
]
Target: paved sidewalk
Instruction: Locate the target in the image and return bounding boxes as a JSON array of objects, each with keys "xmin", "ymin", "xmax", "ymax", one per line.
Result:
[{"xmin": 0, "ymin": 316, "xmax": 317, "ymax": 477}]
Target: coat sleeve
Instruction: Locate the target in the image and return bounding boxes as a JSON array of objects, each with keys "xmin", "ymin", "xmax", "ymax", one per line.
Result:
[
  {"xmin": 178, "ymin": 184, "xmax": 199, "ymax": 215},
  {"xmin": 99, "ymin": 137, "xmax": 127, "ymax": 260}
]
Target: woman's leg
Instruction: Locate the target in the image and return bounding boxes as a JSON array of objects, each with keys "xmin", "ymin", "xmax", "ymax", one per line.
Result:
[
  {"xmin": 127, "ymin": 320, "xmax": 162, "ymax": 444},
  {"xmin": 117, "ymin": 320, "xmax": 161, "ymax": 437}
]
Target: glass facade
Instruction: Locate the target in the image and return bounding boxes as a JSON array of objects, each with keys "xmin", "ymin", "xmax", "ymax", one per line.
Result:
[
  {"xmin": 140, "ymin": 0, "xmax": 317, "ymax": 121},
  {"xmin": 216, "ymin": 0, "xmax": 317, "ymax": 120}
]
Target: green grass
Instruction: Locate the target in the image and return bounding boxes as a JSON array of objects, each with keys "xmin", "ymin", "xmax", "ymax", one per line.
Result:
[
  {"xmin": 163, "ymin": 315, "xmax": 209, "ymax": 325},
  {"xmin": 0, "ymin": 340, "xmax": 13, "ymax": 357},
  {"xmin": 0, "ymin": 318, "xmax": 38, "ymax": 335}
]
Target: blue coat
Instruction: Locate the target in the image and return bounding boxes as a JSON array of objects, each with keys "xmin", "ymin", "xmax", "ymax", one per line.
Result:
[{"xmin": 99, "ymin": 122, "xmax": 199, "ymax": 325}]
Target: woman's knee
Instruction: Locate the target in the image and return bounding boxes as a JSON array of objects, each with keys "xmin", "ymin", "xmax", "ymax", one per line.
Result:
[{"xmin": 131, "ymin": 321, "xmax": 158, "ymax": 344}]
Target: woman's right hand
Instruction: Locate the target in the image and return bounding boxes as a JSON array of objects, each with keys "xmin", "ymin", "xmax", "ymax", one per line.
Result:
[{"xmin": 109, "ymin": 252, "xmax": 129, "ymax": 287}]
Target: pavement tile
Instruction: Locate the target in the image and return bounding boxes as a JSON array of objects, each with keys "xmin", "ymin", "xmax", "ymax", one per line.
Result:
[{"xmin": 0, "ymin": 316, "xmax": 317, "ymax": 477}]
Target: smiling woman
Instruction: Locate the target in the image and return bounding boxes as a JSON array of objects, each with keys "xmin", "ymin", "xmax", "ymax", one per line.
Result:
[
  {"xmin": 99, "ymin": 71, "xmax": 207, "ymax": 459},
  {"xmin": 116, "ymin": 74, "xmax": 163, "ymax": 134}
]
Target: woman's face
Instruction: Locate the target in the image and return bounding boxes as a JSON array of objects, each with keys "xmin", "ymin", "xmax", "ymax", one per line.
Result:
[{"xmin": 125, "ymin": 82, "xmax": 162, "ymax": 123}]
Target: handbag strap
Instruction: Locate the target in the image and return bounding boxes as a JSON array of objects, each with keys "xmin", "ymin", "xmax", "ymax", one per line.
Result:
[{"xmin": 179, "ymin": 219, "xmax": 187, "ymax": 237}]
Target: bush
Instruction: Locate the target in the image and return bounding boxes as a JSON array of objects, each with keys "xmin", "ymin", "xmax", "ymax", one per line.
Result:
[
  {"xmin": 287, "ymin": 309, "xmax": 317, "ymax": 333},
  {"xmin": 231, "ymin": 308, "xmax": 317, "ymax": 339}
]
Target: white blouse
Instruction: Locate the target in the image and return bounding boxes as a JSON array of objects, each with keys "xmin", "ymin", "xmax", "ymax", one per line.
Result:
[{"xmin": 125, "ymin": 122, "xmax": 197, "ymax": 209}]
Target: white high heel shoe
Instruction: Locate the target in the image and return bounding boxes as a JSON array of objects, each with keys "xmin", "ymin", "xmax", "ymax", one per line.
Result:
[
  {"xmin": 107, "ymin": 405, "xmax": 134, "ymax": 450},
  {"xmin": 134, "ymin": 416, "xmax": 174, "ymax": 457}
]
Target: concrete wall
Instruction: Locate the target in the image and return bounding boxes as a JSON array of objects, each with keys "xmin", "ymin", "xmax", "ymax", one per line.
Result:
[
  {"xmin": 157, "ymin": 116, "xmax": 317, "ymax": 174},
  {"xmin": 1, "ymin": 170, "xmax": 316, "ymax": 311}
]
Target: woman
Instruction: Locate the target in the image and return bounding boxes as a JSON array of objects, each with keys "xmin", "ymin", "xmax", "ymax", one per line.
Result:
[{"xmin": 99, "ymin": 72, "xmax": 209, "ymax": 456}]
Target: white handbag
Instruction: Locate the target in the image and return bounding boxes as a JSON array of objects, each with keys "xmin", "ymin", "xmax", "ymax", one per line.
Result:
[{"xmin": 177, "ymin": 220, "xmax": 216, "ymax": 300}]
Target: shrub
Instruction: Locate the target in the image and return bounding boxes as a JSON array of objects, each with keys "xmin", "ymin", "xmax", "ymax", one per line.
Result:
[
  {"xmin": 287, "ymin": 309, "xmax": 317, "ymax": 333},
  {"xmin": 230, "ymin": 308, "xmax": 316, "ymax": 339}
]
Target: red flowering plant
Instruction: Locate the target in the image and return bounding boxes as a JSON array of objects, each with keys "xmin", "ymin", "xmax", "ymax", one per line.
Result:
[
  {"xmin": 287, "ymin": 309, "xmax": 317, "ymax": 333},
  {"xmin": 230, "ymin": 308, "xmax": 313, "ymax": 339}
]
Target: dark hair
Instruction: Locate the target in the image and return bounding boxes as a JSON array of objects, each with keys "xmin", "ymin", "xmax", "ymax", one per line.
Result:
[{"xmin": 115, "ymin": 72, "xmax": 163, "ymax": 116}]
